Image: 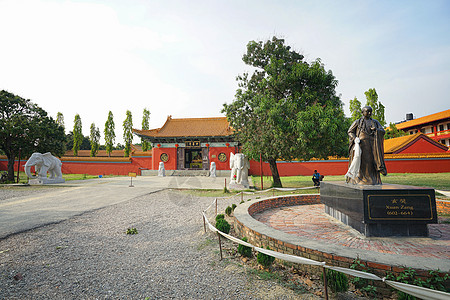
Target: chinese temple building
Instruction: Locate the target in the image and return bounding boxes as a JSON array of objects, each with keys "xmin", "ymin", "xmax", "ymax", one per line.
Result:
[
  {"xmin": 133, "ymin": 116, "xmax": 238, "ymax": 171},
  {"xmin": 395, "ymin": 109, "xmax": 450, "ymax": 147}
]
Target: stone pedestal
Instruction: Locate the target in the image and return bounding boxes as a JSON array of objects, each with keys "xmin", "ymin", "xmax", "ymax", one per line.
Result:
[
  {"xmin": 28, "ymin": 178, "xmax": 65, "ymax": 185},
  {"xmin": 229, "ymin": 181, "xmax": 249, "ymax": 190},
  {"xmin": 320, "ymin": 182, "xmax": 437, "ymax": 237}
]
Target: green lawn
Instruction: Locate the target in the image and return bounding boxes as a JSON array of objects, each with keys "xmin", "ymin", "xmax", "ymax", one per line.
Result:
[{"xmin": 251, "ymin": 173, "xmax": 450, "ymax": 190}]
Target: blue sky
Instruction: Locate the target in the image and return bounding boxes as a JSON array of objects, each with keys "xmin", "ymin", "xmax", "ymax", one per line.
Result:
[{"xmin": 1, "ymin": 0, "xmax": 449, "ymax": 144}]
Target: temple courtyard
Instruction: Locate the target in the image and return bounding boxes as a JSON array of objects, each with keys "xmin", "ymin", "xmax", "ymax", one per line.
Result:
[{"xmin": 0, "ymin": 176, "xmax": 449, "ymax": 298}]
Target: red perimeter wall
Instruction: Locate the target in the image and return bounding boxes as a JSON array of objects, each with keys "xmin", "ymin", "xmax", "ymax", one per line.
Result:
[
  {"xmin": 248, "ymin": 158, "xmax": 450, "ymax": 176},
  {"xmin": 0, "ymin": 155, "xmax": 152, "ymax": 176},
  {"xmin": 1, "ymin": 156, "xmax": 449, "ymax": 176}
]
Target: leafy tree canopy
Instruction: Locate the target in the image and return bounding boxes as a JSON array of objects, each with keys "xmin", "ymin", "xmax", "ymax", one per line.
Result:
[
  {"xmin": 123, "ymin": 110, "xmax": 133, "ymax": 157},
  {"xmin": 90, "ymin": 123, "xmax": 100, "ymax": 157},
  {"xmin": 349, "ymin": 88, "xmax": 386, "ymax": 126},
  {"xmin": 222, "ymin": 37, "xmax": 348, "ymax": 187},
  {"xmin": 385, "ymin": 122, "xmax": 407, "ymax": 140},
  {"xmin": 141, "ymin": 108, "xmax": 151, "ymax": 151},
  {"xmin": 72, "ymin": 114, "xmax": 83, "ymax": 156},
  {"xmin": 365, "ymin": 88, "xmax": 386, "ymax": 127},
  {"xmin": 104, "ymin": 111, "xmax": 115, "ymax": 157},
  {"xmin": 0, "ymin": 90, "xmax": 65, "ymax": 181},
  {"xmin": 65, "ymin": 132, "xmax": 90, "ymax": 151}
]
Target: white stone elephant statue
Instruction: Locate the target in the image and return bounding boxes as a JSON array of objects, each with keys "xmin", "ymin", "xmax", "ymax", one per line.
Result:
[
  {"xmin": 229, "ymin": 153, "xmax": 250, "ymax": 188},
  {"xmin": 25, "ymin": 152, "xmax": 64, "ymax": 183}
]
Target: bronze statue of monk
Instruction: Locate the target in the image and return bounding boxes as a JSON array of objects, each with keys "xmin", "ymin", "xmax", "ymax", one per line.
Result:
[{"xmin": 346, "ymin": 106, "xmax": 387, "ymax": 185}]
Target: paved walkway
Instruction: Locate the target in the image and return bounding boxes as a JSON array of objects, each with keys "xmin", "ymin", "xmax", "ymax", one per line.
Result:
[
  {"xmin": 0, "ymin": 176, "xmax": 226, "ymax": 239},
  {"xmin": 253, "ymin": 204, "xmax": 450, "ymax": 272}
]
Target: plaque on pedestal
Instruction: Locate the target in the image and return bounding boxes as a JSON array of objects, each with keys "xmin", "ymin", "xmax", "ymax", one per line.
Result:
[{"xmin": 320, "ymin": 182, "xmax": 437, "ymax": 237}]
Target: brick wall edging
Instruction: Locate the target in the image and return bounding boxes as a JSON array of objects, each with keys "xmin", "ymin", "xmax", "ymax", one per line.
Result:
[{"xmin": 233, "ymin": 194, "xmax": 449, "ymax": 295}]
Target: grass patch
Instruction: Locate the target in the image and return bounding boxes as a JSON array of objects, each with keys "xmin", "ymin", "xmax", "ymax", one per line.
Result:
[{"xmin": 252, "ymin": 173, "xmax": 450, "ymax": 190}]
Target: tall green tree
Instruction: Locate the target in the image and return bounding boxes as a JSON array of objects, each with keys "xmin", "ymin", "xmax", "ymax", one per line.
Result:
[
  {"xmin": 0, "ymin": 90, "xmax": 65, "ymax": 181},
  {"xmin": 89, "ymin": 123, "xmax": 100, "ymax": 157},
  {"xmin": 141, "ymin": 108, "xmax": 151, "ymax": 151},
  {"xmin": 123, "ymin": 110, "xmax": 133, "ymax": 157},
  {"xmin": 66, "ymin": 132, "xmax": 90, "ymax": 151},
  {"xmin": 348, "ymin": 88, "xmax": 386, "ymax": 126},
  {"xmin": 364, "ymin": 88, "xmax": 386, "ymax": 126},
  {"xmin": 349, "ymin": 97, "xmax": 362, "ymax": 123},
  {"xmin": 385, "ymin": 122, "xmax": 407, "ymax": 140},
  {"xmin": 72, "ymin": 114, "xmax": 83, "ymax": 156},
  {"xmin": 56, "ymin": 112, "xmax": 65, "ymax": 130},
  {"xmin": 223, "ymin": 37, "xmax": 348, "ymax": 187},
  {"xmin": 104, "ymin": 111, "xmax": 115, "ymax": 157}
]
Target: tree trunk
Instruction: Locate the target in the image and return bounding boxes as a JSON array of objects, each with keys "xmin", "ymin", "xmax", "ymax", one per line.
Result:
[
  {"xmin": 7, "ymin": 154, "xmax": 15, "ymax": 182},
  {"xmin": 268, "ymin": 158, "xmax": 282, "ymax": 188}
]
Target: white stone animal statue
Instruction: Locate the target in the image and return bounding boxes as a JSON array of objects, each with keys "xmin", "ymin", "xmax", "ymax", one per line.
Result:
[
  {"xmin": 25, "ymin": 152, "xmax": 64, "ymax": 183},
  {"xmin": 210, "ymin": 162, "xmax": 216, "ymax": 177},
  {"xmin": 229, "ymin": 153, "xmax": 250, "ymax": 188},
  {"xmin": 158, "ymin": 162, "xmax": 166, "ymax": 177}
]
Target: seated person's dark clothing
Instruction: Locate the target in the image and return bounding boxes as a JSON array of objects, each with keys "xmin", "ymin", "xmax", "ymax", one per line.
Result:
[{"xmin": 312, "ymin": 171, "xmax": 321, "ymax": 186}]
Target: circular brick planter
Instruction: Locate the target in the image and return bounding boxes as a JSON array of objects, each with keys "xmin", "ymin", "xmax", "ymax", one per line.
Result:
[{"xmin": 233, "ymin": 194, "xmax": 449, "ymax": 295}]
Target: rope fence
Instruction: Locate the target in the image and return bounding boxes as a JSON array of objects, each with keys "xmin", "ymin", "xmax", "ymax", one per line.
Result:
[{"xmin": 202, "ymin": 190, "xmax": 450, "ymax": 300}]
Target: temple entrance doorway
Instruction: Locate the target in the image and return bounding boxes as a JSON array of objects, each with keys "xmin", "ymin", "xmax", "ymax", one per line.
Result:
[{"xmin": 177, "ymin": 147, "xmax": 209, "ymax": 170}]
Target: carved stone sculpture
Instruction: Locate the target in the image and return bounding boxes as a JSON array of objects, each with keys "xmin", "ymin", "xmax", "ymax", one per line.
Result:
[
  {"xmin": 158, "ymin": 162, "xmax": 165, "ymax": 177},
  {"xmin": 346, "ymin": 106, "xmax": 387, "ymax": 185},
  {"xmin": 25, "ymin": 152, "xmax": 65, "ymax": 184},
  {"xmin": 229, "ymin": 153, "xmax": 250, "ymax": 189},
  {"xmin": 210, "ymin": 162, "xmax": 216, "ymax": 177}
]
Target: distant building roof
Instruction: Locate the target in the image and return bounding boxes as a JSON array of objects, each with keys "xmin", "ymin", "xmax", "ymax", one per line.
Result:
[
  {"xmin": 133, "ymin": 116, "xmax": 234, "ymax": 139},
  {"xmin": 396, "ymin": 109, "xmax": 450, "ymax": 130},
  {"xmin": 384, "ymin": 133, "xmax": 449, "ymax": 154}
]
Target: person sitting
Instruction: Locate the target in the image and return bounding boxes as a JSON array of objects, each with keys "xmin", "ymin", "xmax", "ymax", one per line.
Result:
[{"xmin": 312, "ymin": 170, "xmax": 321, "ymax": 186}]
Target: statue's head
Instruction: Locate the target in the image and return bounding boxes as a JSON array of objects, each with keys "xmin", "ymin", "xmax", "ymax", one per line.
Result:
[{"xmin": 361, "ymin": 106, "xmax": 373, "ymax": 118}]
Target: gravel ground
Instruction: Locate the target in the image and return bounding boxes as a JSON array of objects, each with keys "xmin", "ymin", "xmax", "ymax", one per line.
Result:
[
  {"xmin": 0, "ymin": 185, "xmax": 61, "ymax": 202},
  {"xmin": 0, "ymin": 189, "xmax": 319, "ymax": 299}
]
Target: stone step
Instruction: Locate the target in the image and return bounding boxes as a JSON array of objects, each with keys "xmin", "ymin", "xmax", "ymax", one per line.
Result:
[
  {"xmin": 141, "ymin": 169, "xmax": 232, "ymax": 177},
  {"xmin": 171, "ymin": 170, "xmax": 210, "ymax": 176}
]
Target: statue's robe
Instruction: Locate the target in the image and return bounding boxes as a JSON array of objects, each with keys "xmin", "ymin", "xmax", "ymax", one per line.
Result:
[{"xmin": 347, "ymin": 117, "xmax": 387, "ymax": 185}]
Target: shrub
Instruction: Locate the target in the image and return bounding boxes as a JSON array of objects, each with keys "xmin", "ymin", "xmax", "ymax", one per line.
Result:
[
  {"xmin": 325, "ymin": 269, "xmax": 348, "ymax": 293},
  {"xmin": 237, "ymin": 237, "xmax": 252, "ymax": 258},
  {"xmin": 257, "ymin": 247, "xmax": 275, "ymax": 268},
  {"xmin": 126, "ymin": 228, "xmax": 138, "ymax": 235},
  {"xmin": 215, "ymin": 214, "xmax": 225, "ymax": 222},
  {"xmin": 225, "ymin": 206, "xmax": 232, "ymax": 216},
  {"xmin": 232, "ymin": 204, "xmax": 237, "ymax": 211},
  {"xmin": 350, "ymin": 258, "xmax": 369, "ymax": 289},
  {"xmin": 386, "ymin": 268, "xmax": 449, "ymax": 300},
  {"xmin": 350, "ymin": 258, "xmax": 377, "ymax": 297},
  {"xmin": 215, "ymin": 219, "xmax": 230, "ymax": 234},
  {"xmin": 240, "ymin": 200, "xmax": 244, "ymax": 204}
]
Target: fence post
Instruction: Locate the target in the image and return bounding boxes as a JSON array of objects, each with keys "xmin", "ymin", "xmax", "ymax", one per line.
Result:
[
  {"xmin": 203, "ymin": 215, "xmax": 206, "ymax": 233},
  {"xmin": 215, "ymin": 198, "xmax": 218, "ymax": 216},
  {"xmin": 218, "ymin": 232, "xmax": 223, "ymax": 260},
  {"xmin": 322, "ymin": 266, "xmax": 329, "ymax": 300}
]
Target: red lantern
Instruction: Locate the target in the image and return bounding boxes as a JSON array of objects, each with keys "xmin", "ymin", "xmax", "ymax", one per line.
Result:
[
  {"xmin": 205, "ymin": 143, "xmax": 209, "ymax": 148},
  {"xmin": 157, "ymin": 144, "xmax": 161, "ymax": 148},
  {"xmin": 175, "ymin": 144, "xmax": 179, "ymax": 148},
  {"xmin": 226, "ymin": 143, "xmax": 230, "ymax": 148}
]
